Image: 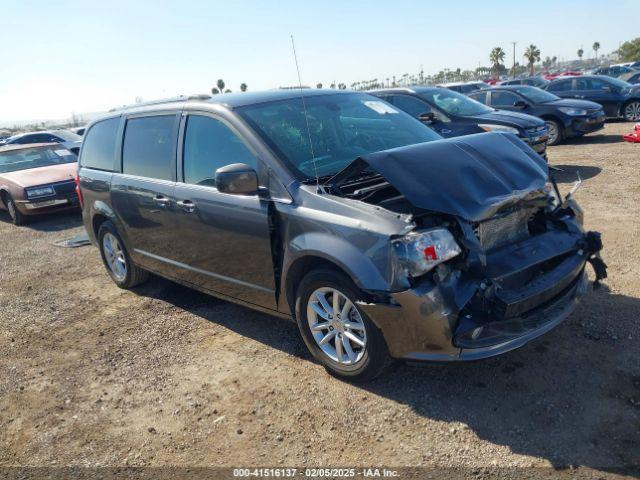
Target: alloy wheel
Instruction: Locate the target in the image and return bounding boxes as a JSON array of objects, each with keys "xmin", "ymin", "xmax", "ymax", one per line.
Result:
[
  {"xmin": 102, "ymin": 232, "xmax": 127, "ymax": 281},
  {"xmin": 624, "ymin": 102, "xmax": 640, "ymax": 122},
  {"xmin": 306, "ymin": 287, "xmax": 367, "ymax": 366},
  {"xmin": 545, "ymin": 121, "xmax": 559, "ymax": 145}
]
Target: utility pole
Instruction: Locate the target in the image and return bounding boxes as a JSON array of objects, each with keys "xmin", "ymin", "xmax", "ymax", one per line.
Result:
[{"xmin": 511, "ymin": 41, "xmax": 517, "ymax": 77}]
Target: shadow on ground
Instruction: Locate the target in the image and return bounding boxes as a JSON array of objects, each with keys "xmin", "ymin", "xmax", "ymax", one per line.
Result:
[
  {"xmin": 550, "ymin": 164, "xmax": 602, "ymax": 183},
  {"xmin": 135, "ymin": 277, "xmax": 640, "ymax": 476},
  {"xmin": 0, "ymin": 210, "xmax": 82, "ymax": 232},
  {"xmin": 563, "ymin": 133, "xmax": 622, "ymax": 145}
]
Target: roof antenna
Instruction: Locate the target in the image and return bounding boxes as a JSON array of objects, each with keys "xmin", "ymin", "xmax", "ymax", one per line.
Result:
[{"xmin": 290, "ymin": 35, "xmax": 321, "ymax": 194}]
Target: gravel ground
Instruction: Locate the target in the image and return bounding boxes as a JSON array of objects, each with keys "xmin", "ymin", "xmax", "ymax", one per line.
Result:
[{"xmin": 0, "ymin": 122, "xmax": 639, "ymax": 479}]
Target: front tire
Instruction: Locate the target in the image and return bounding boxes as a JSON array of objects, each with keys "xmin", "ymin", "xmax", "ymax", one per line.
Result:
[
  {"xmin": 98, "ymin": 220, "xmax": 148, "ymax": 289},
  {"xmin": 623, "ymin": 101, "xmax": 640, "ymax": 122},
  {"xmin": 4, "ymin": 193, "xmax": 27, "ymax": 226},
  {"xmin": 295, "ymin": 269, "xmax": 391, "ymax": 381},
  {"xmin": 545, "ymin": 119, "xmax": 563, "ymax": 146}
]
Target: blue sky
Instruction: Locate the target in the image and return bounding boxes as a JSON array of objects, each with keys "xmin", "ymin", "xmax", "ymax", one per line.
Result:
[{"xmin": 0, "ymin": 0, "xmax": 636, "ymax": 123}]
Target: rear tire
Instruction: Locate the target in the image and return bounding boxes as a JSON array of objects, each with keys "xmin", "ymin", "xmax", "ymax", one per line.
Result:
[
  {"xmin": 622, "ymin": 100, "xmax": 640, "ymax": 122},
  {"xmin": 544, "ymin": 119, "xmax": 563, "ymax": 146},
  {"xmin": 295, "ymin": 268, "xmax": 391, "ymax": 381},
  {"xmin": 3, "ymin": 193, "xmax": 27, "ymax": 226},
  {"xmin": 97, "ymin": 220, "xmax": 148, "ymax": 289}
]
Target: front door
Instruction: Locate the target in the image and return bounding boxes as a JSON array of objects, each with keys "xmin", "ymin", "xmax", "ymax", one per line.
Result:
[
  {"xmin": 575, "ymin": 77, "xmax": 620, "ymax": 117},
  {"xmin": 110, "ymin": 113, "xmax": 181, "ymax": 278},
  {"xmin": 171, "ymin": 113, "xmax": 276, "ymax": 310}
]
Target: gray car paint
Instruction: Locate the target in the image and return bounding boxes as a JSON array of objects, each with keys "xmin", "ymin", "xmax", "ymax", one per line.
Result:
[{"xmin": 78, "ymin": 90, "xmax": 603, "ymax": 361}]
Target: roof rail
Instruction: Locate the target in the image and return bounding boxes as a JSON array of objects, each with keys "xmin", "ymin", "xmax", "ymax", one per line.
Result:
[{"xmin": 108, "ymin": 94, "xmax": 212, "ymax": 112}]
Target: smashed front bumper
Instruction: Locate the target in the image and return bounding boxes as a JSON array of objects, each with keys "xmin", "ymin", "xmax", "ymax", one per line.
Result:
[{"xmin": 359, "ymin": 230, "xmax": 605, "ymax": 362}]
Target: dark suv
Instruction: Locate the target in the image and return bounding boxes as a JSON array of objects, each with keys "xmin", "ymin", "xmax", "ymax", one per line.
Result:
[
  {"xmin": 545, "ymin": 75, "xmax": 640, "ymax": 121},
  {"xmin": 371, "ymin": 87, "xmax": 549, "ymax": 158},
  {"xmin": 79, "ymin": 90, "xmax": 605, "ymax": 380},
  {"xmin": 469, "ymin": 85, "xmax": 605, "ymax": 145}
]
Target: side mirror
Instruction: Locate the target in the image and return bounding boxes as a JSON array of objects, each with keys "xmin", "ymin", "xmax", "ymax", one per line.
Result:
[
  {"xmin": 513, "ymin": 100, "xmax": 528, "ymax": 108},
  {"xmin": 215, "ymin": 163, "xmax": 259, "ymax": 195},
  {"xmin": 418, "ymin": 112, "xmax": 436, "ymax": 123}
]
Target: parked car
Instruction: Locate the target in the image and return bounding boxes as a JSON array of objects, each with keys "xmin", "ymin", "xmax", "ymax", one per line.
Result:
[
  {"xmin": 619, "ymin": 71, "xmax": 640, "ymax": 85},
  {"xmin": 2, "ymin": 130, "xmax": 82, "ymax": 154},
  {"xmin": 439, "ymin": 81, "xmax": 489, "ymax": 94},
  {"xmin": 0, "ymin": 143, "xmax": 79, "ymax": 225},
  {"xmin": 370, "ymin": 87, "xmax": 549, "ymax": 158},
  {"xmin": 469, "ymin": 85, "xmax": 605, "ymax": 145},
  {"xmin": 78, "ymin": 90, "xmax": 605, "ymax": 380},
  {"xmin": 498, "ymin": 76, "xmax": 550, "ymax": 88},
  {"xmin": 545, "ymin": 75, "xmax": 640, "ymax": 121},
  {"xmin": 591, "ymin": 65, "xmax": 638, "ymax": 78},
  {"xmin": 543, "ymin": 71, "xmax": 582, "ymax": 81},
  {"xmin": 70, "ymin": 126, "xmax": 86, "ymax": 136}
]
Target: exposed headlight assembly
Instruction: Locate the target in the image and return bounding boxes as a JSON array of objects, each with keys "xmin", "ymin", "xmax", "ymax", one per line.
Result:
[
  {"xmin": 558, "ymin": 107, "xmax": 588, "ymax": 116},
  {"xmin": 26, "ymin": 186, "xmax": 55, "ymax": 199},
  {"xmin": 478, "ymin": 124, "xmax": 519, "ymax": 135},
  {"xmin": 392, "ymin": 228, "xmax": 462, "ymax": 277}
]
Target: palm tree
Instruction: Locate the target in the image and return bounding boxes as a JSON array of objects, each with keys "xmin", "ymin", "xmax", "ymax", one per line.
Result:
[
  {"xmin": 593, "ymin": 42, "xmax": 600, "ymax": 61},
  {"xmin": 211, "ymin": 87, "xmax": 220, "ymax": 95},
  {"xmin": 577, "ymin": 48, "xmax": 584, "ymax": 61},
  {"xmin": 524, "ymin": 44, "xmax": 541, "ymax": 76},
  {"xmin": 240, "ymin": 83, "xmax": 248, "ymax": 92},
  {"xmin": 552, "ymin": 56, "xmax": 557, "ymax": 65},
  {"xmin": 217, "ymin": 79, "xmax": 226, "ymax": 92},
  {"xmin": 489, "ymin": 47, "xmax": 506, "ymax": 74},
  {"xmin": 316, "ymin": 83, "xmax": 323, "ymax": 89}
]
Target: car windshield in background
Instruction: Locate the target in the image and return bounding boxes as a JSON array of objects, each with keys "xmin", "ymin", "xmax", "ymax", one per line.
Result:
[
  {"xmin": 53, "ymin": 130, "xmax": 82, "ymax": 142},
  {"xmin": 237, "ymin": 93, "xmax": 441, "ymax": 179},
  {"xmin": 605, "ymin": 76, "xmax": 633, "ymax": 89},
  {"xmin": 0, "ymin": 146, "xmax": 76, "ymax": 174},
  {"xmin": 418, "ymin": 89, "xmax": 494, "ymax": 116},
  {"xmin": 513, "ymin": 86, "xmax": 561, "ymax": 103}
]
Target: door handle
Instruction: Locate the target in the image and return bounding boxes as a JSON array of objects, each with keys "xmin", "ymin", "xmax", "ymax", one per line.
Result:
[
  {"xmin": 176, "ymin": 199, "xmax": 196, "ymax": 213},
  {"xmin": 153, "ymin": 195, "xmax": 170, "ymax": 207}
]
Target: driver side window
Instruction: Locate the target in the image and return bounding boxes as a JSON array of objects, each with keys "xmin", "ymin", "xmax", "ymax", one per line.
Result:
[
  {"xmin": 491, "ymin": 91, "xmax": 519, "ymax": 107},
  {"xmin": 182, "ymin": 115, "xmax": 258, "ymax": 187},
  {"xmin": 390, "ymin": 95, "xmax": 431, "ymax": 118}
]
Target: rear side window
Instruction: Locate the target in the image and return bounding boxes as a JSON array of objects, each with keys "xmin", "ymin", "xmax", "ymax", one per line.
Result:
[
  {"xmin": 122, "ymin": 115, "xmax": 176, "ymax": 181},
  {"xmin": 548, "ymin": 80, "xmax": 572, "ymax": 92},
  {"xmin": 182, "ymin": 115, "xmax": 258, "ymax": 187},
  {"xmin": 80, "ymin": 118, "xmax": 120, "ymax": 171}
]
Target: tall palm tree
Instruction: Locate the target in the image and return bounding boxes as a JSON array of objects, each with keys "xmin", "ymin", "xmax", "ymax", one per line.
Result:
[
  {"xmin": 217, "ymin": 79, "xmax": 225, "ymax": 92},
  {"xmin": 524, "ymin": 44, "xmax": 541, "ymax": 76},
  {"xmin": 489, "ymin": 47, "xmax": 506, "ymax": 74},
  {"xmin": 577, "ymin": 48, "xmax": 584, "ymax": 61},
  {"xmin": 240, "ymin": 83, "xmax": 248, "ymax": 92},
  {"xmin": 593, "ymin": 42, "xmax": 600, "ymax": 61},
  {"xmin": 211, "ymin": 87, "xmax": 220, "ymax": 95}
]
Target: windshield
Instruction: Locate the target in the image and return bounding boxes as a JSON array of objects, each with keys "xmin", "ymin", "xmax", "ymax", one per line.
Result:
[
  {"xmin": 603, "ymin": 76, "xmax": 632, "ymax": 89},
  {"xmin": 237, "ymin": 93, "xmax": 441, "ymax": 179},
  {"xmin": 0, "ymin": 145, "xmax": 76, "ymax": 174},
  {"xmin": 513, "ymin": 86, "xmax": 560, "ymax": 103},
  {"xmin": 418, "ymin": 89, "xmax": 494, "ymax": 116},
  {"xmin": 52, "ymin": 130, "xmax": 82, "ymax": 142}
]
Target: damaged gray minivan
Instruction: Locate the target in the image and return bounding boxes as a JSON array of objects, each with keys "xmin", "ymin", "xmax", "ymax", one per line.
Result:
[{"xmin": 78, "ymin": 90, "xmax": 606, "ymax": 380}]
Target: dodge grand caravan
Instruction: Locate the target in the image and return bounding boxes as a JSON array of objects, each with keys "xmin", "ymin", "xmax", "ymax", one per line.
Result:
[{"xmin": 78, "ymin": 90, "xmax": 606, "ymax": 380}]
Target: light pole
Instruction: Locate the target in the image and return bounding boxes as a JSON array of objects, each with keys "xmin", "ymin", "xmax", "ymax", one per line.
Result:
[{"xmin": 511, "ymin": 41, "xmax": 517, "ymax": 77}]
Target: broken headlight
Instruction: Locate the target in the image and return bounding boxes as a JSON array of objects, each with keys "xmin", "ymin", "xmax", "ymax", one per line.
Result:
[{"xmin": 392, "ymin": 228, "xmax": 462, "ymax": 277}]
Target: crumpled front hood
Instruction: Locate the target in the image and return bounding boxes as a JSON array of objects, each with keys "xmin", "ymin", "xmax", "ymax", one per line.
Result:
[{"xmin": 333, "ymin": 132, "xmax": 548, "ymax": 222}]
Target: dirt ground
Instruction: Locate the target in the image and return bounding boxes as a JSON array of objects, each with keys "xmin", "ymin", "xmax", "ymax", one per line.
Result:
[{"xmin": 1, "ymin": 122, "xmax": 639, "ymax": 479}]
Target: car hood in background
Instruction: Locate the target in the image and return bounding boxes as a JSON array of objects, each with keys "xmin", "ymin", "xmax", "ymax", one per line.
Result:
[
  {"xmin": 545, "ymin": 98, "xmax": 603, "ymax": 110},
  {"xmin": 0, "ymin": 162, "xmax": 77, "ymax": 188},
  {"xmin": 471, "ymin": 109, "xmax": 544, "ymax": 128},
  {"xmin": 329, "ymin": 132, "xmax": 548, "ymax": 222}
]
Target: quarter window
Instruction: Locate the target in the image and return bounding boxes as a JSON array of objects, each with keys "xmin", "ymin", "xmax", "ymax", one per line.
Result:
[
  {"xmin": 122, "ymin": 115, "xmax": 176, "ymax": 181},
  {"xmin": 80, "ymin": 117, "xmax": 120, "ymax": 171},
  {"xmin": 182, "ymin": 115, "xmax": 258, "ymax": 187}
]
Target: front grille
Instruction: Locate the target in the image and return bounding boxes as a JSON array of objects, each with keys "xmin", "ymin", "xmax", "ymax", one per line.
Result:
[
  {"xmin": 473, "ymin": 207, "xmax": 536, "ymax": 251},
  {"xmin": 52, "ymin": 180, "xmax": 76, "ymax": 195}
]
